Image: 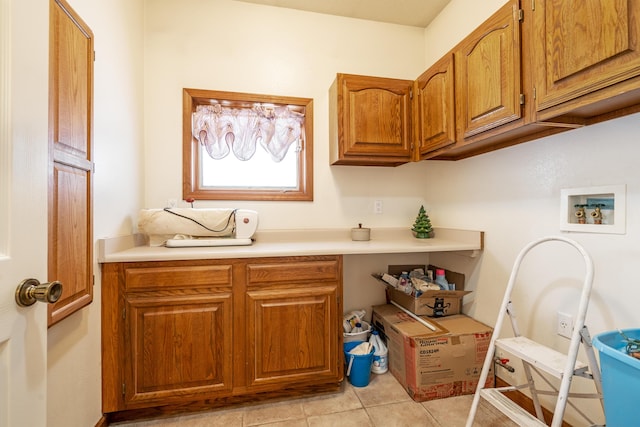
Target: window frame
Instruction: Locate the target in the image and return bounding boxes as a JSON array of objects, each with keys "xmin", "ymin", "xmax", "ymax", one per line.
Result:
[{"xmin": 183, "ymin": 88, "xmax": 313, "ymax": 201}]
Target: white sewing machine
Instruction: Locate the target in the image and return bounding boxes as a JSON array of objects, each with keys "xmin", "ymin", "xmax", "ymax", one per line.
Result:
[{"xmin": 138, "ymin": 208, "xmax": 259, "ymax": 248}]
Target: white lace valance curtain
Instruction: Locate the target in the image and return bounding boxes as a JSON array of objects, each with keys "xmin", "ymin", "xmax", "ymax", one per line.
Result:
[{"xmin": 192, "ymin": 104, "xmax": 304, "ymax": 162}]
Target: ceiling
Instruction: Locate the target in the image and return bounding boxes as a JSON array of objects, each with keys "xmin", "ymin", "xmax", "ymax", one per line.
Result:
[{"xmin": 232, "ymin": 0, "xmax": 451, "ymax": 28}]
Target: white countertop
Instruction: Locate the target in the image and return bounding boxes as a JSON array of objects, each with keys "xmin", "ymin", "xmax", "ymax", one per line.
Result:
[{"xmin": 98, "ymin": 227, "xmax": 484, "ymax": 263}]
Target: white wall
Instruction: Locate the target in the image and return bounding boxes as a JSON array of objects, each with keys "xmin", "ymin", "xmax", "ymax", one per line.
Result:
[
  {"xmin": 427, "ymin": 114, "xmax": 640, "ymax": 425},
  {"xmin": 143, "ymin": 0, "xmax": 432, "ymax": 230},
  {"xmin": 46, "ymin": 0, "xmax": 145, "ymax": 426},
  {"xmin": 42, "ymin": 0, "xmax": 640, "ymax": 425},
  {"xmin": 144, "ymin": 1, "xmax": 640, "ymax": 423},
  {"xmin": 422, "ymin": 1, "xmax": 640, "ymax": 424},
  {"xmin": 423, "ymin": 0, "xmax": 506, "ymax": 64}
]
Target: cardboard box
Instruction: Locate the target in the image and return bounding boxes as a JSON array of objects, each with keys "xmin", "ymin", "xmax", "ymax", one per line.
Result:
[
  {"xmin": 371, "ymin": 304, "xmax": 493, "ymax": 402},
  {"xmin": 380, "ymin": 265, "xmax": 470, "ymax": 317}
]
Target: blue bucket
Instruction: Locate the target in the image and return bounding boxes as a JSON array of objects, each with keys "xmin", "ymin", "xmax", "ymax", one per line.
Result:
[
  {"xmin": 593, "ymin": 329, "xmax": 640, "ymax": 427},
  {"xmin": 343, "ymin": 341, "xmax": 374, "ymax": 387}
]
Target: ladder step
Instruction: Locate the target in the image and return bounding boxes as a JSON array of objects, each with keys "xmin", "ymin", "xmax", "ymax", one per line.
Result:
[
  {"xmin": 496, "ymin": 336, "xmax": 588, "ymax": 379},
  {"xmin": 480, "ymin": 388, "xmax": 547, "ymax": 426}
]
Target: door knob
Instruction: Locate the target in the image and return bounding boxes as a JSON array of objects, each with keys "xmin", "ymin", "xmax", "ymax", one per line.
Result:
[{"xmin": 15, "ymin": 278, "xmax": 63, "ymax": 307}]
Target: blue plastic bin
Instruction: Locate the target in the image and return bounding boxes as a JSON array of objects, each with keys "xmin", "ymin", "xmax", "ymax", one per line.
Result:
[{"xmin": 592, "ymin": 329, "xmax": 640, "ymax": 427}]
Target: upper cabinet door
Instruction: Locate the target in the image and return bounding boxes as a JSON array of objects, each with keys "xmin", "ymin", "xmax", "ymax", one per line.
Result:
[
  {"xmin": 414, "ymin": 53, "xmax": 456, "ymax": 158},
  {"xmin": 534, "ymin": 0, "xmax": 640, "ymax": 112},
  {"xmin": 455, "ymin": 0, "xmax": 522, "ymax": 139},
  {"xmin": 330, "ymin": 73, "xmax": 413, "ymax": 166}
]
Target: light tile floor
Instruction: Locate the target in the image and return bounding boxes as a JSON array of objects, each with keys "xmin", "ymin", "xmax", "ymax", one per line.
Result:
[{"xmin": 113, "ymin": 372, "xmax": 517, "ymax": 427}]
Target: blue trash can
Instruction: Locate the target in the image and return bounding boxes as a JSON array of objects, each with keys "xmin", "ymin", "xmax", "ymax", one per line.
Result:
[
  {"xmin": 343, "ymin": 341, "xmax": 374, "ymax": 387},
  {"xmin": 592, "ymin": 329, "xmax": 640, "ymax": 427}
]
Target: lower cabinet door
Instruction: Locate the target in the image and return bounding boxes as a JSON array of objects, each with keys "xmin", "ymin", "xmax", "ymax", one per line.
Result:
[
  {"xmin": 123, "ymin": 292, "xmax": 233, "ymax": 407},
  {"xmin": 246, "ymin": 284, "xmax": 341, "ymax": 388}
]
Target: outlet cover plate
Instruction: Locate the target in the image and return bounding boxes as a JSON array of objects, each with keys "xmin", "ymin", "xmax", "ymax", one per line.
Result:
[{"xmin": 557, "ymin": 312, "xmax": 573, "ymax": 339}]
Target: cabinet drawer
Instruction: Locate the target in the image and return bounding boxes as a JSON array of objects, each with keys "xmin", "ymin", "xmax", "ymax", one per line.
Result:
[
  {"xmin": 246, "ymin": 258, "xmax": 341, "ymax": 285},
  {"xmin": 125, "ymin": 265, "xmax": 232, "ymax": 291}
]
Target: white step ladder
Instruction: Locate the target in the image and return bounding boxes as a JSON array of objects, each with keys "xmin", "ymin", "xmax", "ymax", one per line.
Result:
[{"xmin": 466, "ymin": 236, "xmax": 604, "ymax": 427}]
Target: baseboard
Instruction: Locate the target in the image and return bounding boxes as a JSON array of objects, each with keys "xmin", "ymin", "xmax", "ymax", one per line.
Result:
[
  {"xmin": 102, "ymin": 381, "xmax": 342, "ymax": 424},
  {"xmin": 495, "ymin": 377, "xmax": 572, "ymax": 427}
]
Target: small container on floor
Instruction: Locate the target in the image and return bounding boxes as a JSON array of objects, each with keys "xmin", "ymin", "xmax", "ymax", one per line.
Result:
[{"xmin": 343, "ymin": 341, "xmax": 374, "ymax": 387}]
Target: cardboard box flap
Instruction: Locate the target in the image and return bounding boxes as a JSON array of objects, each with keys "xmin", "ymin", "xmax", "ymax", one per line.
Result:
[
  {"xmin": 436, "ymin": 315, "xmax": 492, "ymax": 335},
  {"xmin": 387, "ymin": 264, "xmax": 466, "ymax": 291},
  {"xmin": 387, "ymin": 287, "xmax": 471, "ymax": 299}
]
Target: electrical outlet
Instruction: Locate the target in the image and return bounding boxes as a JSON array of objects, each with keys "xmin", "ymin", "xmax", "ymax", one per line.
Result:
[
  {"xmin": 374, "ymin": 200, "xmax": 383, "ymax": 214},
  {"xmin": 167, "ymin": 199, "xmax": 177, "ymax": 208},
  {"xmin": 557, "ymin": 312, "xmax": 574, "ymax": 338}
]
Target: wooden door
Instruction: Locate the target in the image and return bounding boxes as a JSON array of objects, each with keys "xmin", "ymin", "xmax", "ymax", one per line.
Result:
[
  {"xmin": 455, "ymin": 0, "xmax": 522, "ymax": 139},
  {"xmin": 533, "ymin": 0, "xmax": 640, "ymax": 111},
  {"xmin": 331, "ymin": 73, "xmax": 413, "ymax": 165},
  {"xmin": 48, "ymin": 0, "xmax": 94, "ymax": 326},
  {"xmin": 414, "ymin": 53, "xmax": 456, "ymax": 158},
  {"xmin": 0, "ymin": 0, "xmax": 49, "ymax": 424}
]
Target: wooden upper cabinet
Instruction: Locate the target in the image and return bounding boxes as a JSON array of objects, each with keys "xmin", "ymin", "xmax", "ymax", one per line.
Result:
[
  {"xmin": 533, "ymin": 0, "xmax": 640, "ymax": 121},
  {"xmin": 414, "ymin": 53, "xmax": 456, "ymax": 159},
  {"xmin": 330, "ymin": 0, "xmax": 640, "ymax": 163},
  {"xmin": 48, "ymin": 0, "xmax": 94, "ymax": 326},
  {"xmin": 330, "ymin": 73, "xmax": 413, "ymax": 166},
  {"xmin": 455, "ymin": 0, "xmax": 522, "ymax": 139}
]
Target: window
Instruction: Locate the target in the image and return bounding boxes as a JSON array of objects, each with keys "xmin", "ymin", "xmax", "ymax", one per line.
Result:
[{"xmin": 183, "ymin": 88, "xmax": 313, "ymax": 201}]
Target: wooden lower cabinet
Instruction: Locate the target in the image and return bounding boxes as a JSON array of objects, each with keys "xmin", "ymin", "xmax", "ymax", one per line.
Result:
[
  {"xmin": 123, "ymin": 292, "xmax": 233, "ymax": 406},
  {"xmin": 102, "ymin": 255, "xmax": 343, "ymax": 420},
  {"xmin": 246, "ymin": 258, "xmax": 342, "ymax": 388}
]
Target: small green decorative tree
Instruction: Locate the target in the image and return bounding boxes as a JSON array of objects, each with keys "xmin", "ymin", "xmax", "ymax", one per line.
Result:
[{"xmin": 411, "ymin": 205, "xmax": 433, "ymax": 238}]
